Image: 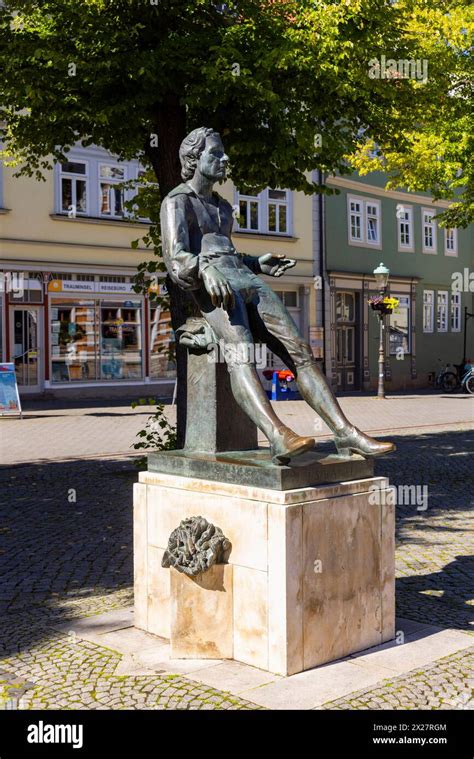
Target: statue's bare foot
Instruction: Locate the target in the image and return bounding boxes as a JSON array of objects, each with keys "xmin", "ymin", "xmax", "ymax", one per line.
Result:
[
  {"xmin": 334, "ymin": 427, "xmax": 395, "ymax": 458},
  {"xmin": 271, "ymin": 427, "xmax": 315, "ymax": 466}
]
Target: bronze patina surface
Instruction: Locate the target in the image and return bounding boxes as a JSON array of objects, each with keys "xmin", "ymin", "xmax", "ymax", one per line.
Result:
[{"xmin": 148, "ymin": 448, "xmax": 374, "ymax": 490}]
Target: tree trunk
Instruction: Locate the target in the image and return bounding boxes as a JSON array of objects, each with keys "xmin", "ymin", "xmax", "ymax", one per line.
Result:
[
  {"xmin": 145, "ymin": 94, "xmax": 191, "ymax": 448},
  {"xmin": 146, "ymin": 93, "xmax": 186, "ymax": 198}
]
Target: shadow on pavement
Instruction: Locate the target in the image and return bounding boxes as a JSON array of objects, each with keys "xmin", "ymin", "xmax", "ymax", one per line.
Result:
[
  {"xmin": 12, "ymin": 410, "xmax": 157, "ymax": 421},
  {"xmin": 0, "ymin": 457, "xmax": 137, "ymax": 658},
  {"xmin": 375, "ymin": 429, "xmax": 473, "ymax": 632},
  {"xmin": 0, "ymin": 429, "xmax": 472, "ymax": 658}
]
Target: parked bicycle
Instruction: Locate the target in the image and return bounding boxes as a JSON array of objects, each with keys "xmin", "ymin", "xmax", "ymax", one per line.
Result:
[
  {"xmin": 434, "ymin": 359, "xmax": 458, "ymax": 392},
  {"xmin": 435, "ymin": 358, "xmax": 474, "ymax": 394},
  {"xmin": 460, "ymin": 363, "xmax": 474, "ymax": 395}
]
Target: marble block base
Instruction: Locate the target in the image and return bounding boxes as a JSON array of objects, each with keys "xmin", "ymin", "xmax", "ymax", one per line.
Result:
[
  {"xmin": 134, "ymin": 471, "xmax": 395, "ymax": 676},
  {"xmin": 170, "ymin": 565, "xmax": 233, "ymax": 659}
]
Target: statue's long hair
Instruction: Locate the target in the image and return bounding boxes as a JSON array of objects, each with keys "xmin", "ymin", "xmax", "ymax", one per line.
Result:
[{"xmin": 179, "ymin": 127, "xmax": 217, "ymax": 181}]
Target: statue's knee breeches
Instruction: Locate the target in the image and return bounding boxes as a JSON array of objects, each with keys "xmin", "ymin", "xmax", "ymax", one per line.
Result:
[
  {"xmin": 195, "ymin": 287, "xmax": 263, "ymax": 370},
  {"xmin": 214, "ymin": 340, "xmax": 260, "ymax": 371},
  {"xmin": 285, "ymin": 337, "xmax": 314, "ymax": 369},
  {"xmin": 201, "ymin": 315, "xmax": 258, "ymax": 370},
  {"xmin": 256, "ymin": 306, "xmax": 314, "ymax": 369}
]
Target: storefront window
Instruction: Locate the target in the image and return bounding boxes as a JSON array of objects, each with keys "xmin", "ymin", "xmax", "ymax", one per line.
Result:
[
  {"xmin": 100, "ymin": 301, "xmax": 142, "ymax": 379},
  {"xmin": 149, "ymin": 305, "xmax": 176, "ymax": 378},
  {"xmin": 51, "ymin": 298, "xmax": 143, "ymax": 382},
  {"xmin": 51, "ymin": 300, "xmax": 98, "ymax": 382}
]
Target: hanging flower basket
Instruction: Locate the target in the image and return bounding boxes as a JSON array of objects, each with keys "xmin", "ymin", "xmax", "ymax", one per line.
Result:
[{"xmin": 368, "ymin": 295, "xmax": 399, "ymax": 315}]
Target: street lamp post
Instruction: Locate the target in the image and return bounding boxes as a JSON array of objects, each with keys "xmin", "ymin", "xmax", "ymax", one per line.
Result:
[{"xmin": 373, "ymin": 263, "xmax": 390, "ymax": 400}]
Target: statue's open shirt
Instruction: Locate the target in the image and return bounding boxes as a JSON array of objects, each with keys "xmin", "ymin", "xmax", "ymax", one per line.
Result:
[{"xmin": 160, "ymin": 183, "xmax": 261, "ymax": 293}]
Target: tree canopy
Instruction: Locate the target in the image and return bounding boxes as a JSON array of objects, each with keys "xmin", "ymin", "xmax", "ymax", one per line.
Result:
[{"xmin": 1, "ymin": 0, "xmax": 473, "ymax": 225}]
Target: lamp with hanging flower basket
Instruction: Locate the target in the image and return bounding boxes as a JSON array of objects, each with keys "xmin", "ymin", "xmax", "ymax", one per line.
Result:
[
  {"xmin": 371, "ymin": 263, "xmax": 392, "ymax": 399},
  {"xmin": 368, "ymin": 294, "xmax": 400, "ymax": 315}
]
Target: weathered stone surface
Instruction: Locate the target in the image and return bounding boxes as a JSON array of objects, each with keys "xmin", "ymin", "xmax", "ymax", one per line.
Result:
[
  {"xmin": 233, "ymin": 566, "xmax": 268, "ymax": 669},
  {"xmin": 147, "ymin": 547, "xmax": 170, "ymax": 639},
  {"xmin": 133, "ymin": 483, "xmax": 148, "ymax": 631},
  {"xmin": 170, "ymin": 565, "xmax": 233, "ymax": 660},
  {"xmin": 381, "ymin": 497, "xmax": 396, "ymax": 643},
  {"xmin": 148, "ymin": 448, "xmax": 374, "ymax": 490},
  {"xmin": 268, "ymin": 502, "xmax": 304, "ymax": 675},
  {"xmin": 302, "ymin": 493, "xmax": 384, "ymax": 669}
]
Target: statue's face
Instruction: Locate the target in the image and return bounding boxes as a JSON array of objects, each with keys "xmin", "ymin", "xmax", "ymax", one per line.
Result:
[{"xmin": 197, "ymin": 134, "xmax": 229, "ymax": 182}]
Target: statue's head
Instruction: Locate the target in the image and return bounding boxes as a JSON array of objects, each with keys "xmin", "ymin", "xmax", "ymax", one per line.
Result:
[{"xmin": 179, "ymin": 127, "xmax": 229, "ymax": 183}]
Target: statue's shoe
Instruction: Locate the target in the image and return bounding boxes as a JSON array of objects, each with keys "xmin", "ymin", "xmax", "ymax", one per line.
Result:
[
  {"xmin": 271, "ymin": 428, "xmax": 315, "ymax": 465},
  {"xmin": 334, "ymin": 427, "xmax": 395, "ymax": 458}
]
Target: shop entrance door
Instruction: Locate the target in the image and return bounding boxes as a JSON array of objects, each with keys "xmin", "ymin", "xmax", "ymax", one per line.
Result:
[
  {"xmin": 335, "ymin": 291, "xmax": 359, "ymax": 391},
  {"xmin": 10, "ymin": 306, "xmax": 43, "ymax": 392}
]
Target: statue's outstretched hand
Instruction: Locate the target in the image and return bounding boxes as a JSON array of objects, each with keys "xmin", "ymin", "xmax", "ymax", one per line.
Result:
[
  {"xmin": 201, "ymin": 265, "xmax": 235, "ymax": 310},
  {"xmin": 259, "ymin": 253, "xmax": 296, "ymax": 277}
]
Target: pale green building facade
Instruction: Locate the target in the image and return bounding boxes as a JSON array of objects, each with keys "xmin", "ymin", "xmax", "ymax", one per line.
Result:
[{"xmin": 316, "ymin": 171, "xmax": 474, "ymax": 392}]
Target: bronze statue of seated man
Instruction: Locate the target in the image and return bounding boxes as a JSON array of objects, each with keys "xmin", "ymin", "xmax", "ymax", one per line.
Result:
[{"xmin": 160, "ymin": 126, "xmax": 395, "ymax": 464}]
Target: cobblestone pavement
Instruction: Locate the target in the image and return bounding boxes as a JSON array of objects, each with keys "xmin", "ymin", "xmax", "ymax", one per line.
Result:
[
  {"xmin": 0, "ymin": 426, "xmax": 472, "ymax": 710},
  {"xmin": 0, "ymin": 634, "xmax": 259, "ymax": 710},
  {"xmin": 320, "ymin": 648, "xmax": 474, "ymax": 710}
]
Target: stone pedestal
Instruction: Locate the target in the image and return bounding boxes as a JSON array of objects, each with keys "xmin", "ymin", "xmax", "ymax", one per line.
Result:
[{"xmin": 134, "ymin": 466, "xmax": 395, "ymax": 676}]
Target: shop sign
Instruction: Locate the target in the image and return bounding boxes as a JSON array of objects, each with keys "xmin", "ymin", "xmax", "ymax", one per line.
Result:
[
  {"xmin": 48, "ymin": 280, "xmax": 134, "ymax": 294},
  {"xmin": 148, "ymin": 280, "xmax": 167, "ymax": 296},
  {"xmin": 0, "ymin": 363, "xmax": 22, "ymax": 416},
  {"xmin": 98, "ymin": 282, "xmax": 134, "ymax": 294}
]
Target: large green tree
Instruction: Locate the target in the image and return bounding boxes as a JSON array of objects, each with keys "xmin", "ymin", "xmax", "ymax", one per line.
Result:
[{"xmin": 1, "ymin": 0, "xmax": 472, "ymax": 439}]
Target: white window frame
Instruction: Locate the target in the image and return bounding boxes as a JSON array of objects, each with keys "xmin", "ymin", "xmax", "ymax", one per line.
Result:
[
  {"xmin": 397, "ymin": 205, "xmax": 414, "ymax": 252},
  {"xmin": 267, "ymin": 189, "xmax": 290, "ymax": 234},
  {"xmin": 348, "ymin": 198, "xmax": 363, "ymax": 242},
  {"xmin": 366, "ymin": 201, "xmax": 380, "ymax": 245},
  {"xmin": 451, "ymin": 291, "xmax": 461, "ymax": 332},
  {"xmin": 98, "ymin": 162, "xmax": 127, "ymax": 218},
  {"xmin": 55, "ymin": 146, "xmax": 144, "ymax": 221},
  {"xmin": 58, "ymin": 159, "xmax": 89, "ymax": 216},
  {"xmin": 423, "ymin": 290, "xmax": 434, "ymax": 333},
  {"xmin": 132, "ymin": 167, "xmax": 155, "ymax": 222},
  {"xmin": 444, "ymin": 228, "xmax": 458, "ymax": 257},
  {"xmin": 422, "ymin": 208, "xmax": 437, "ymax": 254},
  {"xmin": 235, "ymin": 188, "xmax": 292, "ymax": 236},
  {"xmin": 437, "ymin": 290, "xmax": 448, "ymax": 332},
  {"xmin": 236, "ymin": 192, "xmax": 261, "ymax": 232},
  {"xmin": 347, "ymin": 195, "xmax": 382, "ymax": 249}
]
